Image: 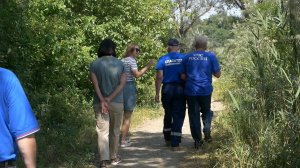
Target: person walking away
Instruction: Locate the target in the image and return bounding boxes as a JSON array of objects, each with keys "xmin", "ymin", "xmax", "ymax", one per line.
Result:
[
  {"xmin": 155, "ymin": 38, "xmax": 186, "ymax": 151},
  {"xmin": 89, "ymin": 39, "xmax": 126, "ymax": 168},
  {"xmin": 0, "ymin": 68, "xmax": 40, "ymax": 168},
  {"xmin": 120, "ymin": 44, "xmax": 154, "ymax": 147},
  {"xmin": 180, "ymin": 36, "xmax": 221, "ymax": 149}
]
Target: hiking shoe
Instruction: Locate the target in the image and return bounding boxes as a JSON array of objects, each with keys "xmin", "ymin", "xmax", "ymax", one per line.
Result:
[
  {"xmin": 194, "ymin": 140, "xmax": 204, "ymax": 150},
  {"xmin": 100, "ymin": 160, "xmax": 108, "ymax": 168},
  {"xmin": 171, "ymin": 146, "xmax": 180, "ymax": 151},
  {"xmin": 165, "ymin": 140, "xmax": 171, "ymax": 147},
  {"xmin": 111, "ymin": 157, "xmax": 121, "ymax": 165},
  {"xmin": 121, "ymin": 140, "xmax": 131, "ymax": 147},
  {"xmin": 204, "ymin": 132, "xmax": 212, "ymax": 143}
]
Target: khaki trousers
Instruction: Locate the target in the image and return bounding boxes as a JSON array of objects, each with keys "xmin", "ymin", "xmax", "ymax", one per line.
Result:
[{"xmin": 94, "ymin": 102, "xmax": 123, "ymax": 161}]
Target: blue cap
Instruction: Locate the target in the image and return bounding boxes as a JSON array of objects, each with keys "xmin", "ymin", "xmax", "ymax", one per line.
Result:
[{"xmin": 167, "ymin": 38, "xmax": 180, "ymax": 46}]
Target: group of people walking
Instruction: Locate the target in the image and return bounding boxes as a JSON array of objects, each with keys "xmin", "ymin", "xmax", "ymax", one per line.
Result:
[
  {"xmin": 0, "ymin": 36, "xmax": 220, "ymax": 168},
  {"xmin": 90, "ymin": 36, "xmax": 221, "ymax": 167}
]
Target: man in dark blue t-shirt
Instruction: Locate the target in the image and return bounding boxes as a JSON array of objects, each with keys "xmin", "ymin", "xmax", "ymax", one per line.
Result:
[
  {"xmin": 0, "ymin": 68, "xmax": 40, "ymax": 167},
  {"xmin": 155, "ymin": 38, "xmax": 186, "ymax": 150},
  {"xmin": 181, "ymin": 36, "xmax": 221, "ymax": 149}
]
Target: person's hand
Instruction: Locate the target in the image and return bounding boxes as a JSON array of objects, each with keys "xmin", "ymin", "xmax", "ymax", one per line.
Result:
[
  {"xmin": 100, "ymin": 101, "xmax": 109, "ymax": 114},
  {"xmin": 147, "ymin": 59, "xmax": 155, "ymax": 67},
  {"xmin": 105, "ymin": 97, "xmax": 112, "ymax": 104},
  {"xmin": 155, "ymin": 94, "xmax": 160, "ymax": 103}
]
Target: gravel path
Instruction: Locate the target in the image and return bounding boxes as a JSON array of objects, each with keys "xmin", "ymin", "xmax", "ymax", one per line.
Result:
[{"xmin": 115, "ymin": 99, "xmax": 225, "ymax": 168}]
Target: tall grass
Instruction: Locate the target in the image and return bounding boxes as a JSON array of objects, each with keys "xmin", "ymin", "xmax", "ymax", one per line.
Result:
[{"xmin": 216, "ymin": 0, "xmax": 300, "ymax": 167}]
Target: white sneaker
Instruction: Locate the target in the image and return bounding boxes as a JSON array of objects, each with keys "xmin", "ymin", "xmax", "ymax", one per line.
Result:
[
  {"xmin": 111, "ymin": 157, "xmax": 121, "ymax": 165},
  {"xmin": 120, "ymin": 140, "xmax": 131, "ymax": 147}
]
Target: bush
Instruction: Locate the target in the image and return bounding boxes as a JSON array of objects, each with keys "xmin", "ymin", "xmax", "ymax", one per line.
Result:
[{"xmin": 1, "ymin": 0, "xmax": 173, "ymax": 167}]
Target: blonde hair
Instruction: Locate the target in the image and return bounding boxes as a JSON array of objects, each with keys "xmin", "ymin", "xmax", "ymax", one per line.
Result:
[{"xmin": 124, "ymin": 44, "xmax": 139, "ymax": 57}]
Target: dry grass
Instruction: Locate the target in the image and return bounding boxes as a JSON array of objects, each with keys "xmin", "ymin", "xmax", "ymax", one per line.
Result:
[{"xmin": 131, "ymin": 105, "xmax": 163, "ymax": 129}]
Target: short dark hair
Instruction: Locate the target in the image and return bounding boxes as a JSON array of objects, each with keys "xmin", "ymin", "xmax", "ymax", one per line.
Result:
[{"xmin": 97, "ymin": 38, "xmax": 117, "ymax": 57}]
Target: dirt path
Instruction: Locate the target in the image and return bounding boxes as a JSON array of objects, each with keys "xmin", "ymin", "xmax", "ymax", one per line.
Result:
[{"xmin": 116, "ymin": 99, "xmax": 225, "ymax": 168}]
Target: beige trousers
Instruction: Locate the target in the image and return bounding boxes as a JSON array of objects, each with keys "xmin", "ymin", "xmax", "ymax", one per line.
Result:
[{"xmin": 94, "ymin": 102, "xmax": 123, "ymax": 161}]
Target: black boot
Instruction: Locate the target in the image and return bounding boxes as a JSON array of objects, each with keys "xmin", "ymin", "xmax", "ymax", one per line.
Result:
[
  {"xmin": 194, "ymin": 140, "xmax": 204, "ymax": 149},
  {"xmin": 204, "ymin": 132, "xmax": 212, "ymax": 143}
]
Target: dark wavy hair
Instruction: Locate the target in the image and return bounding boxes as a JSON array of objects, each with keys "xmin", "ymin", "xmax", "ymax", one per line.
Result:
[{"xmin": 97, "ymin": 38, "xmax": 117, "ymax": 57}]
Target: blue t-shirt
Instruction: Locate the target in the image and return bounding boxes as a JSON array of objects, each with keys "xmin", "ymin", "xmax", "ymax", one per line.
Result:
[
  {"xmin": 0, "ymin": 68, "xmax": 39, "ymax": 162},
  {"xmin": 182, "ymin": 51, "xmax": 220, "ymax": 96},
  {"xmin": 156, "ymin": 52, "xmax": 185, "ymax": 84}
]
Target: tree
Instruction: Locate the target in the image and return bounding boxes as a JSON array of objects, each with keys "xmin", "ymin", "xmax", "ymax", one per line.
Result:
[
  {"xmin": 223, "ymin": 0, "xmax": 264, "ymax": 10},
  {"xmin": 1, "ymin": 0, "xmax": 174, "ymax": 166},
  {"xmin": 172, "ymin": 0, "xmax": 222, "ymax": 38}
]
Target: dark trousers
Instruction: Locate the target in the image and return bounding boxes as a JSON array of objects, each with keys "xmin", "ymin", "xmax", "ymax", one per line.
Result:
[
  {"xmin": 161, "ymin": 83, "xmax": 186, "ymax": 147},
  {"xmin": 187, "ymin": 95, "xmax": 213, "ymax": 142}
]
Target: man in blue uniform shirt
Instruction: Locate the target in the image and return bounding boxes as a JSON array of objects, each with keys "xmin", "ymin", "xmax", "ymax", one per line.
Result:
[
  {"xmin": 181, "ymin": 36, "xmax": 221, "ymax": 149},
  {"xmin": 0, "ymin": 68, "xmax": 39, "ymax": 168},
  {"xmin": 155, "ymin": 38, "xmax": 186, "ymax": 150}
]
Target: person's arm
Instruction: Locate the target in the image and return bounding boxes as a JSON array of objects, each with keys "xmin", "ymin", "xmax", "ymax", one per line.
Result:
[
  {"xmin": 90, "ymin": 72, "xmax": 108, "ymax": 113},
  {"xmin": 105, "ymin": 73, "xmax": 127, "ymax": 103},
  {"xmin": 132, "ymin": 59, "xmax": 154, "ymax": 78},
  {"xmin": 180, "ymin": 73, "xmax": 186, "ymax": 80},
  {"xmin": 17, "ymin": 134, "xmax": 37, "ymax": 168},
  {"xmin": 155, "ymin": 70, "xmax": 163, "ymax": 103},
  {"xmin": 5, "ymin": 71, "xmax": 40, "ymax": 168},
  {"xmin": 179, "ymin": 55, "xmax": 187, "ymax": 81}
]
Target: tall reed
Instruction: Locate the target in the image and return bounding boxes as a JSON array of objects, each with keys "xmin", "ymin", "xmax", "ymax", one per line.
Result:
[{"xmin": 217, "ymin": 0, "xmax": 300, "ymax": 167}]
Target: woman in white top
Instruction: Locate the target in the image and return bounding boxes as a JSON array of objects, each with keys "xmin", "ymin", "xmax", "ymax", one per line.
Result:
[{"xmin": 120, "ymin": 44, "xmax": 154, "ymax": 147}]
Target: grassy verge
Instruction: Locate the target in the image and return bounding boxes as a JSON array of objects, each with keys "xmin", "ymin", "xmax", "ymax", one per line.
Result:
[{"xmin": 131, "ymin": 105, "xmax": 163, "ymax": 129}]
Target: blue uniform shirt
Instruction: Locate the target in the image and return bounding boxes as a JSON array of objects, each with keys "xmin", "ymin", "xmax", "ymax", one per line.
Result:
[
  {"xmin": 156, "ymin": 52, "xmax": 185, "ymax": 84},
  {"xmin": 0, "ymin": 68, "xmax": 39, "ymax": 162},
  {"xmin": 182, "ymin": 50, "xmax": 220, "ymax": 96}
]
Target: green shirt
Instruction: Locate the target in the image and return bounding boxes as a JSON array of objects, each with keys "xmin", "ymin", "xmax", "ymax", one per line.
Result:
[{"xmin": 90, "ymin": 56, "xmax": 125, "ymax": 104}]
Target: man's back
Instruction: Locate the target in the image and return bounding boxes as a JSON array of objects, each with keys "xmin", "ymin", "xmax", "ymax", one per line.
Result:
[
  {"xmin": 182, "ymin": 50, "xmax": 220, "ymax": 96},
  {"xmin": 156, "ymin": 52, "xmax": 185, "ymax": 84}
]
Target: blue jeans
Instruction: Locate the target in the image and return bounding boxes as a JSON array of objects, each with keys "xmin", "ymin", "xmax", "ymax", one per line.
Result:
[
  {"xmin": 161, "ymin": 83, "xmax": 186, "ymax": 147},
  {"xmin": 187, "ymin": 95, "xmax": 213, "ymax": 142}
]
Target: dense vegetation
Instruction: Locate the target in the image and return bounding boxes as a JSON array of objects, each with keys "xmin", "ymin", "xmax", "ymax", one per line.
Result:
[
  {"xmin": 215, "ymin": 0, "xmax": 300, "ymax": 167},
  {"xmin": 1, "ymin": 0, "xmax": 300, "ymax": 167},
  {"xmin": 0, "ymin": 0, "xmax": 172, "ymax": 166}
]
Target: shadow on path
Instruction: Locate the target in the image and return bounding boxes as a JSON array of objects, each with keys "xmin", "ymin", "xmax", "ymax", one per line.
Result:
[
  {"xmin": 117, "ymin": 131, "xmax": 194, "ymax": 168},
  {"xmin": 93, "ymin": 99, "xmax": 226, "ymax": 168}
]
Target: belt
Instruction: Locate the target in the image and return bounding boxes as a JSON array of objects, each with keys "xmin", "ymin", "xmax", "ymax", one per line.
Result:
[{"xmin": 0, "ymin": 160, "xmax": 16, "ymax": 168}]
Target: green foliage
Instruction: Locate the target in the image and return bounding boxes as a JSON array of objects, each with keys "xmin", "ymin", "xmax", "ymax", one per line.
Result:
[
  {"xmin": 198, "ymin": 13, "xmax": 240, "ymax": 48},
  {"xmin": 216, "ymin": 0, "xmax": 300, "ymax": 167},
  {"xmin": 0, "ymin": 0, "xmax": 173, "ymax": 166}
]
